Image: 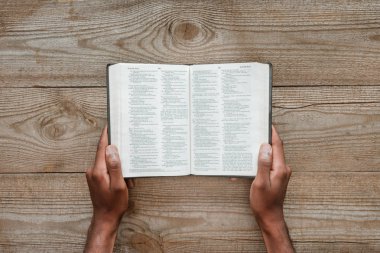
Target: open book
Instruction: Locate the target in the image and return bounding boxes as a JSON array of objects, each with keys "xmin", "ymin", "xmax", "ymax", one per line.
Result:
[{"xmin": 107, "ymin": 62, "xmax": 272, "ymax": 178}]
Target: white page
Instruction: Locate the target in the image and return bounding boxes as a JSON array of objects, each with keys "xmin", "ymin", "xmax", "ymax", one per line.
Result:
[
  {"xmin": 190, "ymin": 63, "xmax": 270, "ymax": 176},
  {"xmin": 109, "ymin": 63, "xmax": 190, "ymax": 177},
  {"xmin": 190, "ymin": 64, "xmax": 223, "ymax": 173}
]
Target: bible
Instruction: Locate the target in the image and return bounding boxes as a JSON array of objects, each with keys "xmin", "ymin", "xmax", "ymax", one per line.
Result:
[{"xmin": 107, "ymin": 62, "xmax": 272, "ymax": 177}]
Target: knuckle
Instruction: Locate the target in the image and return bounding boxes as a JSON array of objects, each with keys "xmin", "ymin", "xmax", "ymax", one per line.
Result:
[
  {"xmin": 85, "ymin": 168, "xmax": 92, "ymax": 178},
  {"xmin": 287, "ymin": 166, "xmax": 292, "ymax": 176},
  {"xmin": 114, "ymin": 184, "xmax": 126, "ymax": 192},
  {"xmin": 253, "ymin": 180, "xmax": 266, "ymax": 190},
  {"xmin": 275, "ymin": 168, "xmax": 287, "ymax": 179},
  {"xmin": 92, "ymin": 171, "xmax": 105, "ymax": 182}
]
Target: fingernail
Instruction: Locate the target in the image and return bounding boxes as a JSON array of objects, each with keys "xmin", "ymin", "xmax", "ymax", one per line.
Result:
[
  {"xmin": 106, "ymin": 145, "xmax": 117, "ymax": 158},
  {"xmin": 261, "ymin": 144, "xmax": 272, "ymax": 160}
]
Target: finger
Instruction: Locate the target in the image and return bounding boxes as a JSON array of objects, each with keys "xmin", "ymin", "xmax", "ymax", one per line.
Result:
[
  {"xmin": 126, "ymin": 178, "xmax": 135, "ymax": 189},
  {"xmin": 85, "ymin": 167, "xmax": 92, "ymax": 182},
  {"xmin": 286, "ymin": 165, "xmax": 292, "ymax": 177},
  {"xmin": 255, "ymin": 143, "xmax": 272, "ymax": 184},
  {"xmin": 94, "ymin": 126, "xmax": 108, "ymax": 172},
  {"xmin": 85, "ymin": 167, "xmax": 92, "ymax": 174},
  {"xmin": 105, "ymin": 145, "xmax": 126, "ymax": 190},
  {"xmin": 131, "ymin": 178, "xmax": 136, "ymax": 187},
  {"xmin": 271, "ymin": 125, "xmax": 286, "ymax": 171}
]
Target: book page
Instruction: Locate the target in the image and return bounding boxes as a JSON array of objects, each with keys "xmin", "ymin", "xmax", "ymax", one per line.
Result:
[
  {"xmin": 190, "ymin": 63, "xmax": 270, "ymax": 176},
  {"xmin": 109, "ymin": 63, "xmax": 190, "ymax": 177}
]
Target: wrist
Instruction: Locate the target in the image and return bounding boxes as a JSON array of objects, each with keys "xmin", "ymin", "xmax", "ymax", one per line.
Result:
[
  {"xmin": 255, "ymin": 213, "xmax": 294, "ymax": 253},
  {"xmin": 84, "ymin": 216, "xmax": 120, "ymax": 253},
  {"xmin": 259, "ymin": 217, "xmax": 286, "ymax": 237},
  {"xmin": 91, "ymin": 212, "xmax": 121, "ymax": 235},
  {"xmin": 255, "ymin": 210, "xmax": 285, "ymax": 234}
]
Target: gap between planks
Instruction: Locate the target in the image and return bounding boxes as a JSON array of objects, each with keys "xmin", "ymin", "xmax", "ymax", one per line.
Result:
[{"xmin": 1, "ymin": 85, "xmax": 380, "ymax": 89}]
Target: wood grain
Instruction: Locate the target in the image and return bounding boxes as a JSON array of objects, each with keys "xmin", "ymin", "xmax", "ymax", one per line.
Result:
[
  {"xmin": 1, "ymin": 0, "xmax": 379, "ymax": 252},
  {"xmin": 0, "ymin": 88, "xmax": 106, "ymax": 173},
  {"xmin": 0, "ymin": 0, "xmax": 379, "ymax": 87},
  {"xmin": 0, "ymin": 173, "xmax": 379, "ymax": 252},
  {"xmin": 273, "ymin": 86, "xmax": 380, "ymax": 172},
  {"xmin": 0, "ymin": 86, "xmax": 378, "ymax": 173}
]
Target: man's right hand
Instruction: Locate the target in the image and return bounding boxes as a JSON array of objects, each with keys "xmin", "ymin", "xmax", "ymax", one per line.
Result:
[{"xmin": 250, "ymin": 126, "xmax": 294, "ymax": 253}]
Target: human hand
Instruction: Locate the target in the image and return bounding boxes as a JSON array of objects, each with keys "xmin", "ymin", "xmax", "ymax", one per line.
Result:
[
  {"xmin": 86, "ymin": 126, "xmax": 130, "ymax": 225},
  {"xmin": 250, "ymin": 125, "xmax": 291, "ymax": 225},
  {"xmin": 84, "ymin": 126, "xmax": 132, "ymax": 252},
  {"xmin": 250, "ymin": 126, "xmax": 294, "ymax": 252}
]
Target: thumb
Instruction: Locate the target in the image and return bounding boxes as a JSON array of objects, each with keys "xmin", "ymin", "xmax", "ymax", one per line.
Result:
[
  {"xmin": 256, "ymin": 143, "xmax": 272, "ymax": 183},
  {"xmin": 105, "ymin": 145, "xmax": 125, "ymax": 190}
]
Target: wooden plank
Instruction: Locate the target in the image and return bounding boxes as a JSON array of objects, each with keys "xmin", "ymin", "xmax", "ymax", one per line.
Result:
[
  {"xmin": 273, "ymin": 86, "xmax": 380, "ymax": 172},
  {"xmin": 0, "ymin": 0, "xmax": 379, "ymax": 87},
  {"xmin": 0, "ymin": 86, "xmax": 378, "ymax": 173},
  {"xmin": 0, "ymin": 173, "xmax": 379, "ymax": 252},
  {"xmin": 0, "ymin": 88, "xmax": 107, "ymax": 173}
]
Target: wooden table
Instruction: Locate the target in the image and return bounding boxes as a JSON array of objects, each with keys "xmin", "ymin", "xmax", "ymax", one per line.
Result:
[{"xmin": 0, "ymin": 1, "xmax": 379, "ymax": 252}]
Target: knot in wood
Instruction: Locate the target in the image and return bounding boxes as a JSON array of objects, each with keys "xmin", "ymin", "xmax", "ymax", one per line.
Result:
[
  {"xmin": 169, "ymin": 19, "xmax": 214, "ymax": 49},
  {"xmin": 40, "ymin": 99, "xmax": 83, "ymax": 141},
  {"xmin": 44, "ymin": 122, "xmax": 67, "ymax": 139},
  {"xmin": 173, "ymin": 22, "xmax": 199, "ymax": 41},
  {"xmin": 131, "ymin": 233, "xmax": 163, "ymax": 252}
]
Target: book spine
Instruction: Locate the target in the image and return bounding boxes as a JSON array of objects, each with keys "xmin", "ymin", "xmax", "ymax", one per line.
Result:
[
  {"xmin": 268, "ymin": 62, "xmax": 273, "ymax": 145},
  {"xmin": 106, "ymin": 63, "xmax": 114, "ymax": 144}
]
